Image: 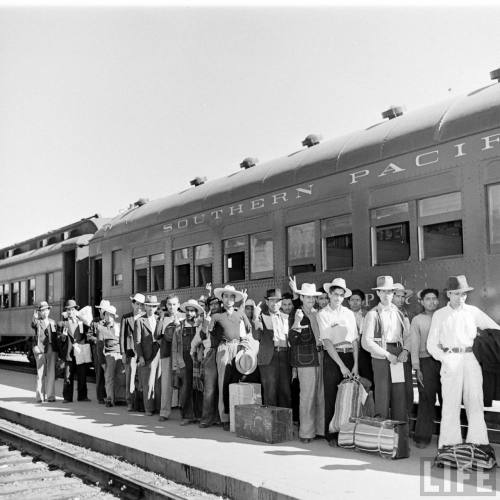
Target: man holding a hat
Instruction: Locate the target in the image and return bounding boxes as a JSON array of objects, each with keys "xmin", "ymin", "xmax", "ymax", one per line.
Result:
[
  {"xmin": 289, "ymin": 283, "xmax": 324, "ymax": 442},
  {"xmin": 427, "ymin": 275, "xmax": 500, "ymax": 448},
  {"xmin": 31, "ymin": 301, "xmax": 58, "ymax": 402},
  {"xmin": 209, "ymin": 285, "xmax": 252, "ymax": 430},
  {"xmin": 58, "ymin": 299, "xmax": 91, "ymax": 403},
  {"xmin": 317, "ymin": 278, "xmax": 358, "ymax": 445},
  {"xmin": 120, "ymin": 293, "xmax": 145, "ymax": 411},
  {"xmin": 362, "ymin": 276, "xmax": 411, "ymax": 425},
  {"xmin": 134, "ymin": 295, "xmax": 163, "ymax": 415},
  {"xmin": 254, "ymin": 288, "xmax": 292, "ymax": 409}
]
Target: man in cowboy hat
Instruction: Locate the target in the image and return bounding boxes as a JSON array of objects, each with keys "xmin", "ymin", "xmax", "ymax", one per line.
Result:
[
  {"xmin": 87, "ymin": 299, "xmax": 110, "ymax": 404},
  {"xmin": 289, "ymin": 283, "xmax": 324, "ymax": 442},
  {"xmin": 362, "ymin": 276, "xmax": 411, "ymax": 426},
  {"xmin": 155, "ymin": 294, "xmax": 183, "ymax": 421},
  {"xmin": 96, "ymin": 304, "xmax": 122, "ymax": 407},
  {"xmin": 317, "ymin": 278, "xmax": 358, "ymax": 445},
  {"xmin": 120, "ymin": 293, "xmax": 145, "ymax": 411},
  {"xmin": 253, "ymin": 288, "xmax": 292, "ymax": 410},
  {"xmin": 135, "ymin": 295, "xmax": 163, "ymax": 415},
  {"xmin": 427, "ymin": 275, "xmax": 500, "ymax": 449},
  {"xmin": 208, "ymin": 284, "xmax": 251, "ymax": 430},
  {"xmin": 31, "ymin": 301, "xmax": 59, "ymax": 402},
  {"xmin": 171, "ymin": 299, "xmax": 205, "ymax": 425},
  {"xmin": 58, "ymin": 299, "xmax": 91, "ymax": 403}
]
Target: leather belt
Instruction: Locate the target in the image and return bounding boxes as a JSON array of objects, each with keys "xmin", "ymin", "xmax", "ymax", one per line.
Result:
[
  {"xmin": 274, "ymin": 346, "xmax": 288, "ymax": 352},
  {"xmin": 335, "ymin": 346, "xmax": 353, "ymax": 354},
  {"xmin": 441, "ymin": 346, "xmax": 473, "ymax": 353}
]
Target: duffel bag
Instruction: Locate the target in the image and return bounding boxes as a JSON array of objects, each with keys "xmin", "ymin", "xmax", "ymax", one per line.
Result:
[
  {"xmin": 435, "ymin": 443, "xmax": 497, "ymax": 471},
  {"xmin": 338, "ymin": 417, "xmax": 410, "ymax": 459},
  {"xmin": 329, "ymin": 378, "xmax": 368, "ymax": 433}
]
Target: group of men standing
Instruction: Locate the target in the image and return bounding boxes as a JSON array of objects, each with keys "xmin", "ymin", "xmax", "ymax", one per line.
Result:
[{"xmin": 30, "ymin": 273, "xmax": 500, "ymax": 452}]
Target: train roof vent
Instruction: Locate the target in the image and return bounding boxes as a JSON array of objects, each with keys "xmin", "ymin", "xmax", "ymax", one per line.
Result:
[
  {"xmin": 302, "ymin": 134, "xmax": 322, "ymax": 147},
  {"xmin": 190, "ymin": 176, "xmax": 207, "ymax": 187},
  {"xmin": 490, "ymin": 68, "xmax": 500, "ymax": 82},
  {"xmin": 135, "ymin": 198, "xmax": 148, "ymax": 207},
  {"xmin": 240, "ymin": 157, "xmax": 259, "ymax": 169},
  {"xmin": 382, "ymin": 105, "xmax": 405, "ymax": 120}
]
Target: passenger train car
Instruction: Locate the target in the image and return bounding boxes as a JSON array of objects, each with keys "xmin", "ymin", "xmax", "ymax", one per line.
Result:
[
  {"xmin": 89, "ymin": 70, "xmax": 500, "ymax": 322},
  {"xmin": 0, "ymin": 215, "xmax": 108, "ymax": 358}
]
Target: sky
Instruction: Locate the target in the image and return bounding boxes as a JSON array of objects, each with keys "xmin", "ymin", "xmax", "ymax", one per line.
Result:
[{"xmin": 0, "ymin": 2, "xmax": 499, "ymax": 247}]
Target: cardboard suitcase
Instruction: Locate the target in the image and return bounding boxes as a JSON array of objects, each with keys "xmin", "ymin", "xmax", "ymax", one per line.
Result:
[
  {"xmin": 229, "ymin": 383, "xmax": 262, "ymax": 432},
  {"xmin": 235, "ymin": 404, "xmax": 293, "ymax": 444}
]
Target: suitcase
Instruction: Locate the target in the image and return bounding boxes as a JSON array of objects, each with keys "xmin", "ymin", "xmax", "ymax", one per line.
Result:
[
  {"xmin": 235, "ymin": 404, "xmax": 293, "ymax": 444},
  {"xmin": 338, "ymin": 417, "xmax": 410, "ymax": 459},
  {"xmin": 229, "ymin": 383, "xmax": 262, "ymax": 432}
]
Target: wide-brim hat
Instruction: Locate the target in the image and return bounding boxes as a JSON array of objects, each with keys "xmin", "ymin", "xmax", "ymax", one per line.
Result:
[
  {"xmin": 265, "ymin": 288, "xmax": 283, "ymax": 300},
  {"xmin": 144, "ymin": 295, "xmax": 160, "ymax": 306},
  {"xmin": 323, "ymin": 278, "xmax": 352, "ymax": 298},
  {"xmin": 64, "ymin": 299, "xmax": 79, "ymax": 310},
  {"xmin": 245, "ymin": 299, "xmax": 257, "ymax": 308},
  {"xmin": 96, "ymin": 299, "xmax": 111, "ymax": 309},
  {"xmin": 214, "ymin": 285, "xmax": 244, "ymax": 302},
  {"xmin": 102, "ymin": 304, "xmax": 119, "ymax": 318},
  {"xmin": 393, "ymin": 283, "xmax": 413, "ymax": 297},
  {"xmin": 235, "ymin": 349, "xmax": 258, "ymax": 375},
  {"xmin": 446, "ymin": 275, "xmax": 474, "ymax": 293},
  {"xmin": 296, "ymin": 283, "xmax": 322, "ymax": 297},
  {"xmin": 37, "ymin": 301, "xmax": 51, "ymax": 311},
  {"xmin": 180, "ymin": 299, "xmax": 205, "ymax": 315},
  {"xmin": 129, "ymin": 293, "xmax": 146, "ymax": 305},
  {"xmin": 372, "ymin": 276, "xmax": 395, "ymax": 291}
]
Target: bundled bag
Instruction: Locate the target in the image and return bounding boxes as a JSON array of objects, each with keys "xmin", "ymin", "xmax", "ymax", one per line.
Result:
[
  {"xmin": 435, "ymin": 444, "xmax": 497, "ymax": 471},
  {"xmin": 329, "ymin": 377, "xmax": 368, "ymax": 433},
  {"xmin": 73, "ymin": 343, "xmax": 92, "ymax": 365},
  {"xmin": 338, "ymin": 417, "xmax": 410, "ymax": 459}
]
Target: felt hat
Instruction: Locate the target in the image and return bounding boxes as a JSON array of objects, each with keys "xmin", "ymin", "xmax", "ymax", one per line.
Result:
[
  {"xmin": 296, "ymin": 283, "xmax": 322, "ymax": 297},
  {"xmin": 265, "ymin": 288, "xmax": 283, "ymax": 300},
  {"xmin": 129, "ymin": 293, "xmax": 146, "ymax": 304},
  {"xmin": 180, "ymin": 299, "xmax": 205, "ymax": 315},
  {"xmin": 446, "ymin": 275, "xmax": 474, "ymax": 293},
  {"xmin": 102, "ymin": 304, "xmax": 119, "ymax": 318},
  {"xmin": 213, "ymin": 285, "xmax": 244, "ymax": 302},
  {"xmin": 96, "ymin": 299, "xmax": 111, "ymax": 309},
  {"xmin": 393, "ymin": 283, "xmax": 413, "ymax": 298},
  {"xmin": 36, "ymin": 301, "xmax": 51, "ymax": 311},
  {"xmin": 144, "ymin": 295, "xmax": 160, "ymax": 306},
  {"xmin": 64, "ymin": 299, "xmax": 79, "ymax": 310},
  {"xmin": 235, "ymin": 349, "xmax": 258, "ymax": 375},
  {"xmin": 372, "ymin": 276, "xmax": 396, "ymax": 291},
  {"xmin": 323, "ymin": 278, "xmax": 352, "ymax": 298}
]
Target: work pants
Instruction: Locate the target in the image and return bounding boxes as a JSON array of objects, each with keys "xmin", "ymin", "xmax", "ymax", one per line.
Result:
[
  {"xmin": 415, "ymin": 356, "xmax": 442, "ymax": 445},
  {"xmin": 259, "ymin": 349, "xmax": 292, "ymax": 409},
  {"xmin": 297, "ymin": 365, "xmax": 318, "ymax": 439},
  {"xmin": 104, "ymin": 354, "xmax": 122, "ymax": 404},
  {"xmin": 91, "ymin": 342, "xmax": 106, "ymax": 402},
  {"xmin": 200, "ymin": 348, "xmax": 219, "ymax": 426},
  {"xmin": 159, "ymin": 356, "xmax": 173, "ymax": 418},
  {"xmin": 63, "ymin": 356, "xmax": 88, "ymax": 402},
  {"xmin": 34, "ymin": 345, "xmax": 57, "ymax": 401},
  {"xmin": 216, "ymin": 340, "xmax": 239, "ymax": 423},
  {"xmin": 439, "ymin": 352, "xmax": 488, "ymax": 447},
  {"xmin": 358, "ymin": 335, "xmax": 374, "ymax": 389},
  {"xmin": 323, "ymin": 351, "xmax": 353, "ymax": 442},
  {"xmin": 138, "ymin": 361, "xmax": 158, "ymax": 414},
  {"xmin": 178, "ymin": 350, "xmax": 203, "ymax": 420},
  {"xmin": 124, "ymin": 355, "xmax": 137, "ymax": 409}
]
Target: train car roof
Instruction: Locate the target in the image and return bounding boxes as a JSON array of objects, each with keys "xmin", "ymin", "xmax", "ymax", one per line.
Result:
[{"xmin": 94, "ymin": 82, "xmax": 500, "ymax": 240}]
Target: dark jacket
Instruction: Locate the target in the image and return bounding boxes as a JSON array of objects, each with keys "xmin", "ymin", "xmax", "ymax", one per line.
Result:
[
  {"xmin": 155, "ymin": 315, "xmax": 180, "ymax": 358},
  {"xmin": 473, "ymin": 329, "xmax": 500, "ymax": 406},
  {"xmin": 288, "ymin": 311, "xmax": 319, "ymax": 367},
  {"xmin": 253, "ymin": 311, "xmax": 289, "ymax": 366},
  {"xmin": 120, "ymin": 312, "xmax": 143, "ymax": 357},
  {"xmin": 57, "ymin": 319, "xmax": 89, "ymax": 359},
  {"xmin": 134, "ymin": 316, "xmax": 162, "ymax": 363},
  {"xmin": 31, "ymin": 318, "xmax": 59, "ymax": 354}
]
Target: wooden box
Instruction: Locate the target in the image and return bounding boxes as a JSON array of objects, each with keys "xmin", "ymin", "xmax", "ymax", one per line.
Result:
[
  {"xmin": 229, "ymin": 383, "xmax": 262, "ymax": 432},
  {"xmin": 235, "ymin": 404, "xmax": 293, "ymax": 444}
]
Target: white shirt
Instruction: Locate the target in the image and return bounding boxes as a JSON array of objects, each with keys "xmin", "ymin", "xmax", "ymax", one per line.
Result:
[
  {"xmin": 262, "ymin": 312, "xmax": 289, "ymax": 346},
  {"xmin": 147, "ymin": 315, "xmax": 157, "ymax": 332},
  {"xmin": 316, "ymin": 305, "xmax": 358, "ymax": 345},
  {"xmin": 427, "ymin": 303, "xmax": 500, "ymax": 362}
]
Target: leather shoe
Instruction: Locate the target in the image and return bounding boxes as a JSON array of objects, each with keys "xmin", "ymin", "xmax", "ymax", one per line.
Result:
[
  {"xmin": 199, "ymin": 422, "xmax": 211, "ymax": 428},
  {"xmin": 222, "ymin": 422, "xmax": 230, "ymax": 431},
  {"xmin": 159, "ymin": 416, "xmax": 168, "ymax": 422},
  {"xmin": 79, "ymin": 398, "xmax": 91, "ymax": 402}
]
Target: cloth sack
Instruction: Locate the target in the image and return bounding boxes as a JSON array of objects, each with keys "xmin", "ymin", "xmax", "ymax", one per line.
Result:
[
  {"xmin": 73, "ymin": 343, "xmax": 92, "ymax": 365},
  {"xmin": 329, "ymin": 378, "xmax": 368, "ymax": 433},
  {"xmin": 435, "ymin": 443, "xmax": 497, "ymax": 471},
  {"xmin": 338, "ymin": 417, "xmax": 410, "ymax": 459}
]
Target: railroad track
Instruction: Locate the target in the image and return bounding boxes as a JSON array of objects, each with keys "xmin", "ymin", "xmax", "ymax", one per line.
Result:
[{"xmin": 0, "ymin": 419, "xmax": 220, "ymax": 500}]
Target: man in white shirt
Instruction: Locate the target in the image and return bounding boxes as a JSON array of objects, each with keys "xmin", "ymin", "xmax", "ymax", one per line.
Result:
[
  {"xmin": 317, "ymin": 278, "xmax": 358, "ymax": 445},
  {"xmin": 362, "ymin": 276, "xmax": 411, "ymax": 425},
  {"xmin": 427, "ymin": 275, "xmax": 500, "ymax": 448}
]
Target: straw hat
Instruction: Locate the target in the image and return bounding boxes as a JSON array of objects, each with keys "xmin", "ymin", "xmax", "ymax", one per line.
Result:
[
  {"xmin": 129, "ymin": 293, "xmax": 146, "ymax": 304},
  {"xmin": 393, "ymin": 283, "xmax": 413, "ymax": 297},
  {"xmin": 296, "ymin": 283, "xmax": 322, "ymax": 297},
  {"xmin": 144, "ymin": 295, "xmax": 160, "ymax": 306},
  {"xmin": 36, "ymin": 301, "xmax": 51, "ymax": 311},
  {"xmin": 372, "ymin": 276, "xmax": 396, "ymax": 291},
  {"xmin": 180, "ymin": 299, "xmax": 205, "ymax": 315},
  {"xmin": 323, "ymin": 278, "xmax": 352, "ymax": 298},
  {"xmin": 213, "ymin": 285, "xmax": 244, "ymax": 302},
  {"xmin": 96, "ymin": 299, "xmax": 111, "ymax": 309}
]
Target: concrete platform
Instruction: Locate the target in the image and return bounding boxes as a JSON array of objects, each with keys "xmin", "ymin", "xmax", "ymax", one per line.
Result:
[{"xmin": 0, "ymin": 369, "xmax": 498, "ymax": 500}]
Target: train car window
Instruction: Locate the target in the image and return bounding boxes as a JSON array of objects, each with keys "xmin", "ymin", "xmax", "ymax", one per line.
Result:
[
  {"xmin": 174, "ymin": 248, "xmax": 191, "ymax": 288},
  {"xmin": 28, "ymin": 278, "xmax": 36, "ymax": 306},
  {"xmin": 2, "ymin": 283, "xmax": 9, "ymax": 308},
  {"xmin": 11, "ymin": 281, "xmax": 19, "ymax": 308},
  {"xmin": 195, "ymin": 244, "xmax": 213, "ymax": 287},
  {"xmin": 133, "ymin": 256, "xmax": 149, "ymax": 292},
  {"xmin": 287, "ymin": 222, "xmax": 316, "ymax": 275},
  {"xmin": 46, "ymin": 273, "xmax": 54, "ymax": 303},
  {"xmin": 417, "ymin": 192, "xmax": 463, "ymax": 260},
  {"xmin": 0, "ymin": 285, "xmax": 3, "ymax": 308},
  {"xmin": 250, "ymin": 232, "xmax": 273, "ymax": 279},
  {"xmin": 321, "ymin": 215, "xmax": 353, "ymax": 271},
  {"xmin": 150, "ymin": 253, "xmax": 165, "ymax": 292},
  {"xmin": 112, "ymin": 250, "xmax": 123, "ymax": 287},
  {"xmin": 20, "ymin": 281, "xmax": 27, "ymax": 307},
  {"xmin": 487, "ymin": 184, "xmax": 500, "ymax": 253},
  {"xmin": 224, "ymin": 237, "xmax": 246, "ymax": 282}
]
